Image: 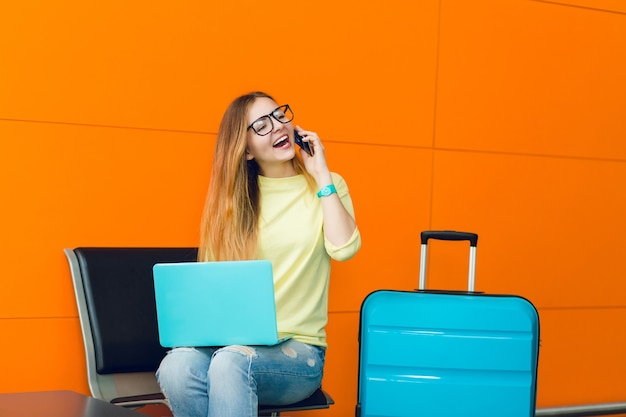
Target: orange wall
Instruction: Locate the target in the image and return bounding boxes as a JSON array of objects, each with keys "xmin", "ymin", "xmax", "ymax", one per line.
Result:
[{"xmin": 1, "ymin": 0, "xmax": 625, "ymax": 415}]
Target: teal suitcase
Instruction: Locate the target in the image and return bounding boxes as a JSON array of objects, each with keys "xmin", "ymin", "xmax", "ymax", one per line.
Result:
[{"xmin": 356, "ymin": 231, "xmax": 540, "ymax": 417}]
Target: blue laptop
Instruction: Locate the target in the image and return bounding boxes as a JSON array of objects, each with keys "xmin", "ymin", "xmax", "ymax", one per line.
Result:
[{"xmin": 153, "ymin": 260, "xmax": 290, "ymax": 348}]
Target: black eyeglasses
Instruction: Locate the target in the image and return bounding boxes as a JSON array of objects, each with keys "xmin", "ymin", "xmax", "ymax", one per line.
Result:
[{"xmin": 247, "ymin": 104, "xmax": 294, "ymax": 136}]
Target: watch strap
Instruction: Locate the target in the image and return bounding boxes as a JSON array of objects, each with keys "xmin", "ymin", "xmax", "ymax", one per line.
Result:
[{"xmin": 317, "ymin": 184, "xmax": 337, "ymax": 198}]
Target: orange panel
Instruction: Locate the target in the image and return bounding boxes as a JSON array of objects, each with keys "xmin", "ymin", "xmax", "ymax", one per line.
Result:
[
  {"xmin": 284, "ymin": 1, "xmax": 440, "ymax": 148},
  {"xmin": 430, "ymin": 150, "xmax": 626, "ymax": 308},
  {"xmin": 0, "ymin": 120, "xmax": 434, "ymax": 317},
  {"xmin": 0, "ymin": 318, "xmax": 89, "ymax": 394},
  {"xmin": 0, "ymin": 0, "xmax": 440, "ymax": 148},
  {"xmin": 0, "ymin": 120, "xmax": 212, "ymax": 317},
  {"xmin": 0, "ymin": 1, "xmax": 219, "ymax": 132},
  {"xmin": 537, "ymin": 308, "xmax": 626, "ymax": 406},
  {"xmin": 530, "ymin": 0, "xmax": 626, "ymax": 13},
  {"xmin": 436, "ymin": 0, "xmax": 626, "ymax": 160},
  {"xmin": 325, "ymin": 143, "xmax": 434, "ymax": 312}
]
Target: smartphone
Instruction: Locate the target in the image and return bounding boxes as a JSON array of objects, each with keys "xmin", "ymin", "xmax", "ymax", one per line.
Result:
[{"xmin": 294, "ymin": 130, "xmax": 313, "ymax": 156}]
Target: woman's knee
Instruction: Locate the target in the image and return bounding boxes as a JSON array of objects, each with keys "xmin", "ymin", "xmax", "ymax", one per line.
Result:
[
  {"xmin": 157, "ymin": 347, "xmax": 211, "ymax": 394},
  {"xmin": 208, "ymin": 345, "xmax": 257, "ymax": 382}
]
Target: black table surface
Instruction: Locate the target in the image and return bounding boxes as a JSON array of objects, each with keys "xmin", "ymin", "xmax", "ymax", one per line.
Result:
[{"xmin": 0, "ymin": 390, "xmax": 142, "ymax": 417}]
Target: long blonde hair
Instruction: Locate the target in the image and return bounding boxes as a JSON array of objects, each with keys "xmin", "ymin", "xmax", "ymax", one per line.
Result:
[{"xmin": 199, "ymin": 92, "xmax": 314, "ymax": 261}]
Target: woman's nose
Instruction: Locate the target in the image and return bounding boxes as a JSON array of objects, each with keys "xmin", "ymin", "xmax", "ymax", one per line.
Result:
[{"xmin": 271, "ymin": 119, "xmax": 284, "ymax": 133}]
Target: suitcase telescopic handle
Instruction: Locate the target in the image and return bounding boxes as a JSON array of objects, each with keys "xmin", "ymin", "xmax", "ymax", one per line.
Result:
[{"xmin": 419, "ymin": 230, "xmax": 479, "ymax": 292}]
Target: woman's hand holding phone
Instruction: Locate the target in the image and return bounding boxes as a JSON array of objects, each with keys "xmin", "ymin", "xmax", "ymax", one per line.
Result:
[
  {"xmin": 295, "ymin": 126, "xmax": 332, "ymax": 187},
  {"xmin": 294, "ymin": 129, "xmax": 313, "ymax": 156}
]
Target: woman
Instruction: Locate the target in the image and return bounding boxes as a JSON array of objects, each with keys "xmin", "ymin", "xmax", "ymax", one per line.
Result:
[{"xmin": 156, "ymin": 91, "xmax": 361, "ymax": 417}]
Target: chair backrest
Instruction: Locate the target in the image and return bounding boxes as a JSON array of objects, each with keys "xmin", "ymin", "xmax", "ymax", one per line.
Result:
[{"xmin": 65, "ymin": 247, "xmax": 198, "ymax": 404}]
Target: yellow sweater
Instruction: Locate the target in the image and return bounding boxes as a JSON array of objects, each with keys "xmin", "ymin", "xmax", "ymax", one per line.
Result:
[{"xmin": 256, "ymin": 172, "xmax": 361, "ymax": 347}]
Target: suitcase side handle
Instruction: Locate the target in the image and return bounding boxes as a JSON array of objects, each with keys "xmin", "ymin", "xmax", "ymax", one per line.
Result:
[{"xmin": 419, "ymin": 230, "xmax": 478, "ymax": 292}]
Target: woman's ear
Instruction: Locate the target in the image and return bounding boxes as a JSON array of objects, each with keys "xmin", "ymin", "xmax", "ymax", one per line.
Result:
[{"xmin": 245, "ymin": 150, "xmax": 254, "ymax": 161}]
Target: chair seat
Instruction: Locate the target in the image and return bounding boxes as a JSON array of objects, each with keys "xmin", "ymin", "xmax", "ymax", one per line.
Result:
[
  {"xmin": 111, "ymin": 392, "xmax": 167, "ymax": 407},
  {"xmin": 259, "ymin": 388, "xmax": 334, "ymax": 415},
  {"xmin": 110, "ymin": 387, "xmax": 333, "ymax": 415}
]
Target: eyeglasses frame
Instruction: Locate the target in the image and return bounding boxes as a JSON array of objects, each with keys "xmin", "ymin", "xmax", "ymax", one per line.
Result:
[{"xmin": 246, "ymin": 104, "xmax": 294, "ymax": 136}]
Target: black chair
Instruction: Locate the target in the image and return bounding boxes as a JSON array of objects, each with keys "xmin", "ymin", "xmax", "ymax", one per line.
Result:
[{"xmin": 65, "ymin": 247, "xmax": 333, "ymax": 415}]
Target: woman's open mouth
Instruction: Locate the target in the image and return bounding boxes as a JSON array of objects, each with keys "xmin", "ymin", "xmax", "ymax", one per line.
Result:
[{"xmin": 273, "ymin": 135, "xmax": 289, "ymax": 149}]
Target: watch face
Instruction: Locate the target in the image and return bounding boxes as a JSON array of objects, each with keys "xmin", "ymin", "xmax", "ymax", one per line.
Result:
[{"xmin": 317, "ymin": 184, "xmax": 336, "ymax": 198}]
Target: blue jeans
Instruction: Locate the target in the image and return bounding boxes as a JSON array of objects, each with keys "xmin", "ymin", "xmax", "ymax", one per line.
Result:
[{"xmin": 156, "ymin": 339, "xmax": 325, "ymax": 417}]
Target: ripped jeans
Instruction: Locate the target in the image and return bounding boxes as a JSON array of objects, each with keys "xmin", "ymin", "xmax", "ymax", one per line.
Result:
[{"xmin": 156, "ymin": 339, "xmax": 325, "ymax": 417}]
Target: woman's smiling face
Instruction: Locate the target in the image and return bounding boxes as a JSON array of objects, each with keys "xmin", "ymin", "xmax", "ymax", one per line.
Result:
[{"xmin": 245, "ymin": 97, "xmax": 297, "ymax": 175}]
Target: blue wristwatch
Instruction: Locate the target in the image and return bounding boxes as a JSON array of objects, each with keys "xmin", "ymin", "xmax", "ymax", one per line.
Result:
[{"xmin": 317, "ymin": 184, "xmax": 337, "ymax": 198}]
